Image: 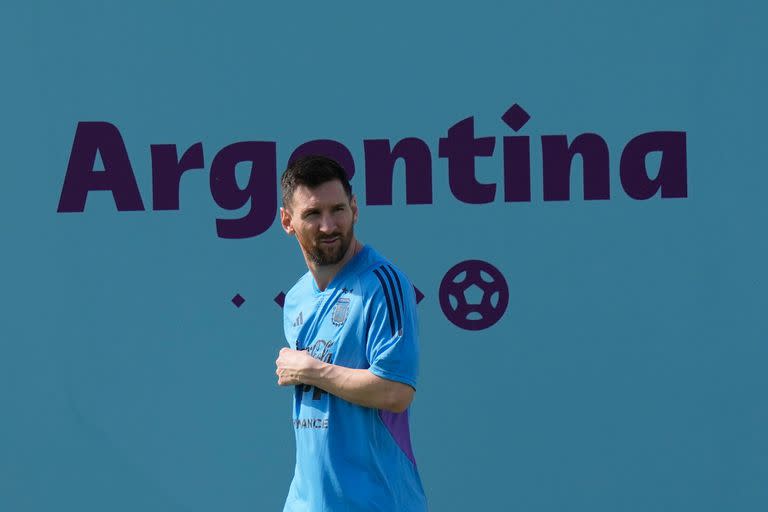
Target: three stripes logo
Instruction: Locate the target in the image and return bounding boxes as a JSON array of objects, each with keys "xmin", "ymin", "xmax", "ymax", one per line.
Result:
[{"xmin": 372, "ymin": 264, "xmax": 406, "ymax": 337}]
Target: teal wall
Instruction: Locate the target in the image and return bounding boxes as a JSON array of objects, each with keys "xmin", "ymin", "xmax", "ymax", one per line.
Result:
[{"xmin": 2, "ymin": 1, "xmax": 766, "ymax": 510}]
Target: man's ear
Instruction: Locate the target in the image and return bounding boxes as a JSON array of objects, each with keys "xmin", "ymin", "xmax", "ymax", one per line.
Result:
[
  {"xmin": 351, "ymin": 195, "xmax": 359, "ymax": 224},
  {"xmin": 280, "ymin": 207, "xmax": 294, "ymax": 235}
]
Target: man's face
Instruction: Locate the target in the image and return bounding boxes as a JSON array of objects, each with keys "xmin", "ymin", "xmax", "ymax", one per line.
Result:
[{"xmin": 281, "ymin": 180, "xmax": 358, "ymax": 266}]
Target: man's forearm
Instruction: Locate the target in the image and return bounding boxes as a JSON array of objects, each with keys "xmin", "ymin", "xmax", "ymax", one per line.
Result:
[{"xmin": 301, "ymin": 361, "xmax": 413, "ymax": 413}]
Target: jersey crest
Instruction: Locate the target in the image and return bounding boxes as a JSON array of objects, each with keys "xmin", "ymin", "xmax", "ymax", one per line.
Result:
[{"xmin": 331, "ymin": 297, "xmax": 351, "ymax": 326}]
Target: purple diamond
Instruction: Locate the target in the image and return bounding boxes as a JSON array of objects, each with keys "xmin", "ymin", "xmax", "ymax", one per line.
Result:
[
  {"xmin": 274, "ymin": 292, "xmax": 286, "ymax": 308},
  {"xmin": 501, "ymin": 104, "xmax": 530, "ymax": 132},
  {"xmin": 413, "ymin": 286, "xmax": 425, "ymax": 304},
  {"xmin": 231, "ymin": 293, "xmax": 245, "ymax": 308}
]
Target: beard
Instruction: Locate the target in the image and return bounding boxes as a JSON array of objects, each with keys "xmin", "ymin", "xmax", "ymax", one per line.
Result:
[{"xmin": 300, "ymin": 226, "xmax": 354, "ymax": 266}]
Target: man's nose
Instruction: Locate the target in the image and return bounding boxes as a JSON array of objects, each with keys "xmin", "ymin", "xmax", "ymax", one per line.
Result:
[{"xmin": 318, "ymin": 212, "xmax": 337, "ymax": 233}]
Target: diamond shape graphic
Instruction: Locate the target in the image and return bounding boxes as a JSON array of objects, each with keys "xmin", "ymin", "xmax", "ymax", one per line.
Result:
[{"xmin": 501, "ymin": 104, "xmax": 530, "ymax": 132}]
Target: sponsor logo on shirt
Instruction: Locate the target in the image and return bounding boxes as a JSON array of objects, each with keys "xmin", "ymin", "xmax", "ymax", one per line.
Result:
[
  {"xmin": 306, "ymin": 339, "xmax": 335, "ymax": 362},
  {"xmin": 292, "ymin": 418, "xmax": 329, "ymax": 429}
]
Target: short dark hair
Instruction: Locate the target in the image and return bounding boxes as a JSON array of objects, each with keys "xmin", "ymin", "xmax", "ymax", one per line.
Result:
[{"xmin": 281, "ymin": 155, "xmax": 353, "ymax": 208}]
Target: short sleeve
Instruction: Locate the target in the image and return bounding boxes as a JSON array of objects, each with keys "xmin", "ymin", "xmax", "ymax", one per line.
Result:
[{"xmin": 365, "ymin": 265, "xmax": 419, "ymax": 389}]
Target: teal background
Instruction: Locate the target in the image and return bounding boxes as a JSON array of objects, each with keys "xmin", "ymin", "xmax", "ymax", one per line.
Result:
[{"xmin": 2, "ymin": 1, "xmax": 766, "ymax": 510}]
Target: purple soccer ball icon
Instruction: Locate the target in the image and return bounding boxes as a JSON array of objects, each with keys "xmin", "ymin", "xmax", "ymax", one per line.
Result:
[{"xmin": 439, "ymin": 260, "xmax": 509, "ymax": 330}]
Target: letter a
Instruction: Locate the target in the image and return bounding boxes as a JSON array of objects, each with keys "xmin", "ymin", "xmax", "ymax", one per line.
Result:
[
  {"xmin": 57, "ymin": 122, "xmax": 145, "ymax": 212},
  {"xmin": 620, "ymin": 131, "xmax": 687, "ymax": 200}
]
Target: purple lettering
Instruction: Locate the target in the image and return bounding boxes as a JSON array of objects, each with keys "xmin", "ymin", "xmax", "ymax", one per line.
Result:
[
  {"xmin": 57, "ymin": 122, "xmax": 145, "ymax": 212},
  {"xmin": 438, "ymin": 117, "xmax": 496, "ymax": 204},
  {"xmin": 501, "ymin": 104, "xmax": 532, "ymax": 202},
  {"xmin": 210, "ymin": 142, "xmax": 277, "ymax": 239},
  {"xmin": 151, "ymin": 143, "xmax": 205, "ymax": 210},
  {"xmin": 57, "ymin": 107, "xmax": 690, "ymax": 240},
  {"xmin": 363, "ymin": 138, "xmax": 432, "ymax": 205},
  {"xmin": 620, "ymin": 131, "xmax": 688, "ymax": 199},
  {"xmin": 542, "ymin": 133, "xmax": 610, "ymax": 201},
  {"xmin": 503, "ymin": 138, "xmax": 531, "ymax": 203}
]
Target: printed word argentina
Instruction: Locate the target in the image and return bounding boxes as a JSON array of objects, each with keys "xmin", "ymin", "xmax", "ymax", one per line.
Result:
[{"xmin": 56, "ymin": 103, "xmax": 688, "ymax": 239}]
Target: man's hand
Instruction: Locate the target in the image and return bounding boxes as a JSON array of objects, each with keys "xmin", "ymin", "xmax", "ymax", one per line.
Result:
[
  {"xmin": 275, "ymin": 347, "xmax": 321, "ymax": 386},
  {"xmin": 275, "ymin": 346, "xmax": 414, "ymax": 412}
]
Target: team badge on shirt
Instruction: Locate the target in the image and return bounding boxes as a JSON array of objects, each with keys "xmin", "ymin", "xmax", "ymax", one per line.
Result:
[{"xmin": 331, "ymin": 298, "xmax": 351, "ymax": 326}]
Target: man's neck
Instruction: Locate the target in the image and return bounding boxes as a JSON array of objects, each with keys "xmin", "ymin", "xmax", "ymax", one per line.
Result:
[{"xmin": 307, "ymin": 238, "xmax": 362, "ymax": 291}]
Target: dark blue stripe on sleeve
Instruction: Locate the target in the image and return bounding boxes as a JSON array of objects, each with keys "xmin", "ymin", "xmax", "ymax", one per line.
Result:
[
  {"xmin": 386, "ymin": 264, "xmax": 405, "ymax": 311},
  {"xmin": 372, "ymin": 268, "xmax": 396, "ymax": 337},
  {"xmin": 381, "ymin": 266, "xmax": 402, "ymax": 333}
]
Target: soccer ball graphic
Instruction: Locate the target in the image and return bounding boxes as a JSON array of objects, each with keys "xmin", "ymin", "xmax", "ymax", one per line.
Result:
[{"xmin": 439, "ymin": 260, "xmax": 509, "ymax": 330}]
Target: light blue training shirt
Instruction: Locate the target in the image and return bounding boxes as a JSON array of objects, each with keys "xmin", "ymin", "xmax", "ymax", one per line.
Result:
[{"xmin": 282, "ymin": 245, "xmax": 427, "ymax": 512}]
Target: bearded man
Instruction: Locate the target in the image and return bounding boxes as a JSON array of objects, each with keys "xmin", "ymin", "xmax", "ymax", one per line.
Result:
[{"xmin": 275, "ymin": 155, "xmax": 427, "ymax": 511}]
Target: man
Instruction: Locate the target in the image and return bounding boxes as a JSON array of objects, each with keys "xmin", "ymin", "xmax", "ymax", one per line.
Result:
[{"xmin": 275, "ymin": 155, "xmax": 427, "ymax": 511}]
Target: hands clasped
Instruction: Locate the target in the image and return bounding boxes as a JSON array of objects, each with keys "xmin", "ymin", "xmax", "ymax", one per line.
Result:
[{"xmin": 275, "ymin": 347, "xmax": 319, "ymax": 386}]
